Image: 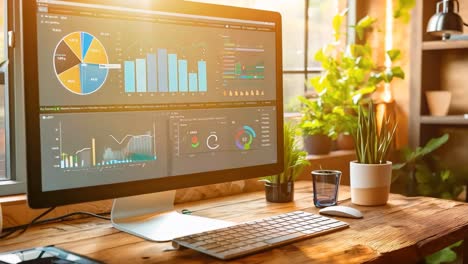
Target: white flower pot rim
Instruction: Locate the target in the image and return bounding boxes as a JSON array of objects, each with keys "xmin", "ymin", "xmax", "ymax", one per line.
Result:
[{"xmin": 350, "ymin": 161, "xmax": 392, "ymax": 166}]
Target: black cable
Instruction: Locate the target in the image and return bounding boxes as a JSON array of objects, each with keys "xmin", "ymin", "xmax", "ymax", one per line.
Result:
[
  {"xmin": 36, "ymin": 211, "xmax": 110, "ymax": 224},
  {"xmin": 464, "ymin": 22, "xmax": 468, "ymax": 27},
  {"xmin": 0, "ymin": 207, "xmax": 56, "ymax": 239},
  {"xmin": 0, "ymin": 208, "xmax": 111, "ymax": 240}
]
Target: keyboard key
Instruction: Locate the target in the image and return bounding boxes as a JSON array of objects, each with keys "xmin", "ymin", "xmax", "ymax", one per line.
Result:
[
  {"xmin": 264, "ymin": 232, "xmax": 304, "ymax": 244},
  {"xmin": 211, "ymin": 246, "xmax": 230, "ymax": 253}
]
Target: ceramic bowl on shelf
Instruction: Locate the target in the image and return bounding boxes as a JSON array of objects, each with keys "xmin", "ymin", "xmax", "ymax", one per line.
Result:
[{"xmin": 425, "ymin": 91, "xmax": 451, "ymax": 116}]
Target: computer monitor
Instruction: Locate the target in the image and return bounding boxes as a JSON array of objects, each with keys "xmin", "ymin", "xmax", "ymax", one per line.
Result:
[{"xmin": 23, "ymin": 0, "xmax": 283, "ymax": 241}]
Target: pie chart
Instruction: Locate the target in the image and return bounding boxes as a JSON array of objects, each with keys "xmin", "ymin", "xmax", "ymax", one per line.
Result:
[
  {"xmin": 235, "ymin": 125, "xmax": 256, "ymax": 150},
  {"xmin": 54, "ymin": 31, "xmax": 109, "ymax": 95}
]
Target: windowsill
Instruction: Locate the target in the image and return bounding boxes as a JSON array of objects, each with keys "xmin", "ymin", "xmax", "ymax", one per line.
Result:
[
  {"xmin": 0, "ymin": 194, "xmax": 26, "ymax": 205},
  {"xmin": 307, "ymin": 150, "xmax": 355, "ymax": 160}
]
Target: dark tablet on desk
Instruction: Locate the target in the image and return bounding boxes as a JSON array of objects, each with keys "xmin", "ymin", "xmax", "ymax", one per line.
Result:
[{"xmin": 0, "ymin": 246, "xmax": 102, "ymax": 264}]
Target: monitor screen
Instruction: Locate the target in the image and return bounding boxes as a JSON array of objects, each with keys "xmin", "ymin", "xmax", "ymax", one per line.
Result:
[{"xmin": 24, "ymin": 0, "xmax": 283, "ymax": 207}]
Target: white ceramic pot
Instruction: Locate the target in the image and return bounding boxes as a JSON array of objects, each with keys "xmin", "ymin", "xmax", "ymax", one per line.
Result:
[
  {"xmin": 350, "ymin": 161, "xmax": 392, "ymax": 206},
  {"xmin": 425, "ymin": 91, "xmax": 451, "ymax": 116}
]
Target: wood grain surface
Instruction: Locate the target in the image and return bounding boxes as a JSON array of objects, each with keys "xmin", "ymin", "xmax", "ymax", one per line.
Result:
[{"xmin": 0, "ymin": 181, "xmax": 467, "ymax": 264}]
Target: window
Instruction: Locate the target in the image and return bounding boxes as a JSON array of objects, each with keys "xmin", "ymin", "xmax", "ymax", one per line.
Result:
[
  {"xmin": 1, "ymin": 0, "xmax": 7, "ymax": 181},
  {"xmin": 0, "ymin": 0, "xmax": 27, "ymax": 195},
  {"xmin": 189, "ymin": 0, "xmax": 353, "ymax": 111}
]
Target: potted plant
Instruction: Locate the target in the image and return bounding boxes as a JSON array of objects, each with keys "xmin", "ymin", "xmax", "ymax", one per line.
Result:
[
  {"xmin": 298, "ymin": 96, "xmax": 337, "ymax": 155},
  {"xmin": 308, "ymin": 13, "xmax": 405, "ymax": 151},
  {"xmin": 260, "ymin": 122, "xmax": 310, "ymax": 203},
  {"xmin": 392, "ymin": 134, "xmax": 463, "ymax": 199},
  {"xmin": 350, "ymin": 102, "xmax": 397, "ymax": 206}
]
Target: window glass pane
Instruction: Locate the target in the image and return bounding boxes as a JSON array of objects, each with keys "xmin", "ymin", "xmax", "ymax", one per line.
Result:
[
  {"xmin": 307, "ymin": 0, "xmax": 342, "ymax": 69},
  {"xmin": 0, "ymin": 0, "xmax": 7, "ymax": 180},
  {"xmin": 305, "ymin": 72, "xmax": 321, "ymax": 94},
  {"xmin": 188, "ymin": 0, "xmax": 305, "ymax": 71},
  {"xmin": 0, "ymin": 0, "xmax": 5, "ymax": 62},
  {"xmin": 283, "ymin": 73, "xmax": 306, "ymax": 112}
]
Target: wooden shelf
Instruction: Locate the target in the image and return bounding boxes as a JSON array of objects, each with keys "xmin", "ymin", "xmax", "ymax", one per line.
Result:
[
  {"xmin": 422, "ymin": 40, "xmax": 468, "ymax": 50},
  {"xmin": 307, "ymin": 149, "xmax": 355, "ymax": 161},
  {"xmin": 420, "ymin": 115, "xmax": 468, "ymax": 125}
]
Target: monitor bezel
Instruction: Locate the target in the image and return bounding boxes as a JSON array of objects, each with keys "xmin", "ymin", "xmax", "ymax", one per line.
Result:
[{"xmin": 23, "ymin": 0, "xmax": 284, "ymax": 208}]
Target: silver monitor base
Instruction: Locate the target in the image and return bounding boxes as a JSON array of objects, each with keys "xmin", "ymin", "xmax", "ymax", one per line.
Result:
[{"xmin": 110, "ymin": 190, "xmax": 234, "ymax": 242}]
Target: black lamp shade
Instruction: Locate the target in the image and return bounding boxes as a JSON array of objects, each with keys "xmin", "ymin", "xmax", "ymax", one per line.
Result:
[{"xmin": 426, "ymin": 0, "xmax": 465, "ymax": 39}]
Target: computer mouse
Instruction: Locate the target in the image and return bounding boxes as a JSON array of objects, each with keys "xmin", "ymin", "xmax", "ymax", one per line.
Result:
[{"xmin": 319, "ymin": 205, "xmax": 363, "ymax": 219}]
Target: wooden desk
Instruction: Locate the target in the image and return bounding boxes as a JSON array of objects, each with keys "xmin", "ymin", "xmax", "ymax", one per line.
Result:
[{"xmin": 1, "ymin": 181, "xmax": 467, "ymax": 263}]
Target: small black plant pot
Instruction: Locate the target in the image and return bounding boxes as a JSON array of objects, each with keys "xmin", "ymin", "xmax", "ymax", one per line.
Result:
[{"xmin": 264, "ymin": 182, "xmax": 294, "ymax": 203}]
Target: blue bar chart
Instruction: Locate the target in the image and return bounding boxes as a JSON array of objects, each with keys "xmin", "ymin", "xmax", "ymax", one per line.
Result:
[
  {"xmin": 168, "ymin": 54, "xmax": 178, "ymax": 92},
  {"xmin": 158, "ymin": 49, "xmax": 168, "ymax": 92},
  {"xmin": 189, "ymin": 73, "xmax": 198, "ymax": 92},
  {"xmin": 123, "ymin": 48, "xmax": 207, "ymax": 94},
  {"xmin": 147, "ymin": 53, "xmax": 157, "ymax": 92},
  {"xmin": 124, "ymin": 61, "xmax": 135, "ymax": 93},
  {"xmin": 136, "ymin": 59, "xmax": 147, "ymax": 92},
  {"xmin": 178, "ymin": 60, "xmax": 188, "ymax": 92},
  {"xmin": 198, "ymin": 61, "xmax": 207, "ymax": 92}
]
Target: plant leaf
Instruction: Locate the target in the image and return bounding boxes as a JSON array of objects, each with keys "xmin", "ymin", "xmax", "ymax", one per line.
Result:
[
  {"xmin": 392, "ymin": 163, "xmax": 406, "ymax": 170},
  {"xmin": 391, "ymin": 66, "xmax": 405, "ymax": 80},
  {"xmin": 332, "ymin": 14, "xmax": 344, "ymax": 41},
  {"xmin": 386, "ymin": 49, "xmax": 401, "ymax": 62},
  {"xmin": 357, "ymin": 16, "xmax": 377, "ymax": 30},
  {"xmin": 419, "ymin": 134, "xmax": 449, "ymax": 156},
  {"xmin": 425, "ymin": 247, "xmax": 458, "ymax": 264}
]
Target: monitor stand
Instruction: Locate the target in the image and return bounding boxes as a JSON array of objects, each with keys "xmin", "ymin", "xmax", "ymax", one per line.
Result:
[{"xmin": 110, "ymin": 190, "xmax": 234, "ymax": 242}]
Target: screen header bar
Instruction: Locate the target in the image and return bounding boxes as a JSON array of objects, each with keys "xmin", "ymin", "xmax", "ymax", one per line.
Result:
[{"xmin": 37, "ymin": 0, "xmax": 276, "ymax": 26}]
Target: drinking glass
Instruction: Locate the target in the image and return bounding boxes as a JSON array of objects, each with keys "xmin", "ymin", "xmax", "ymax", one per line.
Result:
[{"xmin": 311, "ymin": 170, "xmax": 341, "ymax": 208}]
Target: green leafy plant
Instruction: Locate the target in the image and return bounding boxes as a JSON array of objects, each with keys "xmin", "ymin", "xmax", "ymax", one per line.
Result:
[
  {"xmin": 297, "ymin": 96, "xmax": 338, "ymax": 139},
  {"xmin": 305, "ymin": 12, "xmax": 405, "ymax": 138},
  {"xmin": 425, "ymin": 240, "xmax": 463, "ymax": 264},
  {"xmin": 394, "ymin": 0, "xmax": 416, "ymax": 23},
  {"xmin": 392, "ymin": 134, "xmax": 463, "ymax": 199},
  {"xmin": 260, "ymin": 122, "xmax": 310, "ymax": 184},
  {"xmin": 352, "ymin": 102, "xmax": 397, "ymax": 164}
]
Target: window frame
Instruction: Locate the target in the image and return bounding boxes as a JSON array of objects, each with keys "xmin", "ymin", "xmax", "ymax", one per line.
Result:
[
  {"xmin": 0, "ymin": 0, "xmax": 27, "ymax": 196},
  {"xmin": 282, "ymin": 0, "xmax": 356, "ymax": 96}
]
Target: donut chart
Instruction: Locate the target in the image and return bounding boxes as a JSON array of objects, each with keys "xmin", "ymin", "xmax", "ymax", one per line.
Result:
[
  {"xmin": 54, "ymin": 31, "xmax": 109, "ymax": 95},
  {"xmin": 235, "ymin": 125, "xmax": 256, "ymax": 150}
]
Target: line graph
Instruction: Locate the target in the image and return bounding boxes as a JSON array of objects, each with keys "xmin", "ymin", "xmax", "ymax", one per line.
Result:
[{"xmin": 59, "ymin": 121, "xmax": 157, "ymax": 169}]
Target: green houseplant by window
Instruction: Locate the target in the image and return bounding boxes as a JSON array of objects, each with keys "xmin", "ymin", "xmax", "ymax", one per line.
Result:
[
  {"xmin": 260, "ymin": 122, "xmax": 310, "ymax": 203},
  {"xmin": 298, "ymin": 96, "xmax": 337, "ymax": 155},
  {"xmin": 350, "ymin": 102, "xmax": 397, "ymax": 206},
  {"xmin": 301, "ymin": 12, "xmax": 404, "ymax": 153}
]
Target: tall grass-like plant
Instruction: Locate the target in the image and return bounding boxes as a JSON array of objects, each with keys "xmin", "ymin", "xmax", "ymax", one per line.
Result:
[
  {"xmin": 353, "ymin": 102, "xmax": 397, "ymax": 164},
  {"xmin": 261, "ymin": 122, "xmax": 310, "ymax": 184}
]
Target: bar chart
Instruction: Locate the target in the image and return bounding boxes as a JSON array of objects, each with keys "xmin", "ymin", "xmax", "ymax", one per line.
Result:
[
  {"xmin": 59, "ymin": 122, "xmax": 158, "ymax": 169},
  {"xmin": 123, "ymin": 49, "xmax": 207, "ymax": 93}
]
